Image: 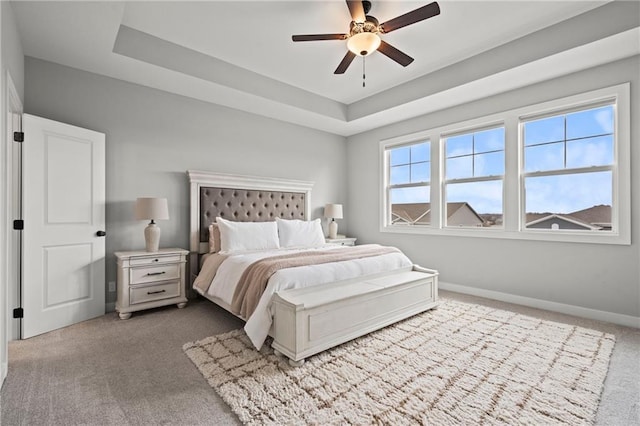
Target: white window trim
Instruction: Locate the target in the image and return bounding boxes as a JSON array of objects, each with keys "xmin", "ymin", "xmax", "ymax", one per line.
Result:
[
  {"xmin": 379, "ymin": 83, "xmax": 630, "ymax": 245},
  {"xmin": 381, "ymin": 133, "xmax": 432, "ymax": 228},
  {"xmin": 443, "ymin": 124, "xmax": 506, "ymax": 229}
]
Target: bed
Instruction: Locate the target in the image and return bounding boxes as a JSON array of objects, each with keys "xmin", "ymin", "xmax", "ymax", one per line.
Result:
[{"xmin": 188, "ymin": 170, "xmax": 439, "ymax": 366}]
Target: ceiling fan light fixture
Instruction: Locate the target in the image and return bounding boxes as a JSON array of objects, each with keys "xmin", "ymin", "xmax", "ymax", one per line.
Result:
[{"xmin": 347, "ymin": 32, "xmax": 381, "ymax": 56}]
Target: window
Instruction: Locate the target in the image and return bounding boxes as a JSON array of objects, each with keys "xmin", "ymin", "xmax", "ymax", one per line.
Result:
[
  {"xmin": 379, "ymin": 83, "xmax": 630, "ymax": 244},
  {"xmin": 522, "ymin": 104, "xmax": 614, "ymax": 232},
  {"xmin": 386, "ymin": 141, "xmax": 430, "ymax": 226},
  {"xmin": 444, "ymin": 126, "xmax": 504, "ymax": 227}
]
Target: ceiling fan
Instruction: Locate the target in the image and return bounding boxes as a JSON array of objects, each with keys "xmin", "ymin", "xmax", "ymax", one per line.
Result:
[{"xmin": 292, "ymin": 0, "xmax": 440, "ymax": 75}]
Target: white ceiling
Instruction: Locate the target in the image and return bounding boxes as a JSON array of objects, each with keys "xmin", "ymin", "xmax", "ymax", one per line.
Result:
[{"xmin": 11, "ymin": 1, "xmax": 639, "ymax": 136}]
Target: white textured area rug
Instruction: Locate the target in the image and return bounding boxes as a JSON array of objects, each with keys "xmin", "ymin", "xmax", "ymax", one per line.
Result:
[{"xmin": 184, "ymin": 299, "xmax": 615, "ymax": 425}]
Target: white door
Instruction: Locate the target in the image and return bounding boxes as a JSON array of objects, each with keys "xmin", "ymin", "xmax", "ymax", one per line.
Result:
[{"xmin": 22, "ymin": 114, "xmax": 105, "ymax": 338}]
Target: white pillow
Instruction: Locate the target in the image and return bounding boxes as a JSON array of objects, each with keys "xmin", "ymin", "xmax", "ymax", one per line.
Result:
[
  {"xmin": 216, "ymin": 217, "xmax": 280, "ymax": 253},
  {"xmin": 276, "ymin": 217, "xmax": 326, "ymax": 248}
]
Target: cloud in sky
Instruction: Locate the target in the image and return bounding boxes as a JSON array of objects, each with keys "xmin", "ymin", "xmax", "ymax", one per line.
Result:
[
  {"xmin": 391, "ymin": 186, "xmax": 429, "ymax": 204},
  {"xmin": 525, "ymin": 171, "xmax": 611, "ymax": 213},
  {"xmin": 447, "ymin": 180, "xmax": 503, "ymax": 214}
]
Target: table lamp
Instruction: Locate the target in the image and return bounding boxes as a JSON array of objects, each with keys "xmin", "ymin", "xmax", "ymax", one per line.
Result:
[
  {"xmin": 324, "ymin": 203, "xmax": 343, "ymax": 239},
  {"xmin": 135, "ymin": 197, "xmax": 169, "ymax": 252}
]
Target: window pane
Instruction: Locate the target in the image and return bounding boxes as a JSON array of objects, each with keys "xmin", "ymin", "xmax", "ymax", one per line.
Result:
[
  {"xmin": 445, "ymin": 180, "xmax": 503, "ymax": 227},
  {"xmin": 566, "ymin": 105, "xmax": 614, "ymax": 140},
  {"xmin": 524, "ymin": 171, "xmax": 612, "ymax": 231},
  {"xmin": 390, "ymin": 146, "xmax": 410, "ymax": 166},
  {"xmin": 524, "ymin": 142, "xmax": 564, "ymax": 172},
  {"xmin": 566, "ymin": 135, "xmax": 613, "ymax": 168},
  {"xmin": 391, "ymin": 186, "xmax": 430, "ymax": 225},
  {"xmin": 390, "ymin": 186, "xmax": 429, "ymax": 204},
  {"xmin": 475, "ymin": 151, "xmax": 504, "ymax": 177},
  {"xmin": 446, "ymin": 134, "xmax": 473, "ymax": 157},
  {"xmin": 390, "ymin": 165, "xmax": 410, "ymax": 185},
  {"xmin": 411, "ymin": 161, "xmax": 430, "ymax": 183},
  {"xmin": 411, "ymin": 142, "xmax": 430, "ymax": 163},
  {"xmin": 524, "ymin": 116, "xmax": 564, "ymax": 146},
  {"xmin": 474, "ymin": 127, "xmax": 505, "ymax": 153},
  {"xmin": 446, "ymin": 156, "xmax": 473, "ymax": 180}
]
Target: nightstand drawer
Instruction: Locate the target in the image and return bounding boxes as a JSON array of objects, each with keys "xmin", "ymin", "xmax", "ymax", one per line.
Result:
[
  {"xmin": 130, "ymin": 264, "xmax": 180, "ymax": 284},
  {"xmin": 129, "ymin": 254, "xmax": 182, "ymax": 266},
  {"xmin": 130, "ymin": 281, "xmax": 180, "ymax": 305},
  {"xmin": 325, "ymin": 237, "xmax": 357, "ymax": 247}
]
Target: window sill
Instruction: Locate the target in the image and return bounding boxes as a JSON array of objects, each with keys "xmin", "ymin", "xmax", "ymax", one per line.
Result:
[{"xmin": 380, "ymin": 225, "xmax": 630, "ymax": 245}]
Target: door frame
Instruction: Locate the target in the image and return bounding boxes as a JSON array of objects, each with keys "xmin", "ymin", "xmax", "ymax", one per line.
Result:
[
  {"xmin": 2, "ymin": 71, "xmax": 23, "ymax": 385},
  {"xmin": 6, "ymin": 72, "xmax": 22, "ymax": 341}
]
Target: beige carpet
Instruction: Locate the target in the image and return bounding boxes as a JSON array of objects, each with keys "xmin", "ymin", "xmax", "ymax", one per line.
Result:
[{"xmin": 184, "ymin": 298, "xmax": 615, "ymax": 425}]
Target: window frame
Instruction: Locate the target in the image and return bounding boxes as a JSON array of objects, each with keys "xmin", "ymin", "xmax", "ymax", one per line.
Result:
[
  {"xmin": 382, "ymin": 136, "xmax": 432, "ymax": 227},
  {"xmin": 379, "ymin": 83, "xmax": 630, "ymax": 245},
  {"xmin": 442, "ymin": 123, "xmax": 506, "ymax": 229}
]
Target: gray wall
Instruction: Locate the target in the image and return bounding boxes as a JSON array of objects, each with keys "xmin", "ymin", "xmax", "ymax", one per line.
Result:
[
  {"xmin": 24, "ymin": 57, "xmax": 348, "ymax": 308},
  {"xmin": 347, "ymin": 56, "xmax": 640, "ymax": 318},
  {"xmin": 2, "ymin": 1, "xmax": 24, "ymax": 100}
]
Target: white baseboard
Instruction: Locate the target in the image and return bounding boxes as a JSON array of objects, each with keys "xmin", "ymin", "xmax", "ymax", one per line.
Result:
[
  {"xmin": 439, "ymin": 281, "xmax": 640, "ymax": 329},
  {"xmin": 105, "ymin": 302, "xmax": 116, "ymax": 313}
]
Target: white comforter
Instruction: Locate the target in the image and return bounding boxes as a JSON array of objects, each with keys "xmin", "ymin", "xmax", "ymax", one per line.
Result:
[{"xmin": 197, "ymin": 244, "xmax": 413, "ymax": 349}]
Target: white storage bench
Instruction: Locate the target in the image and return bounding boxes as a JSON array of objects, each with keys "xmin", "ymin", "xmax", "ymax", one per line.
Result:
[{"xmin": 271, "ymin": 265, "xmax": 439, "ymax": 366}]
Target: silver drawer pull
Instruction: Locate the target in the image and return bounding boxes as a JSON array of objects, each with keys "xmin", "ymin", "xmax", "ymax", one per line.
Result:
[
  {"xmin": 147, "ymin": 289, "xmax": 166, "ymax": 295},
  {"xmin": 146, "ymin": 271, "xmax": 166, "ymax": 276}
]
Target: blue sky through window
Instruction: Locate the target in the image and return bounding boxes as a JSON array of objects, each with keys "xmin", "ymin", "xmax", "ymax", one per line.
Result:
[
  {"xmin": 523, "ymin": 104, "xmax": 614, "ymax": 214},
  {"xmin": 446, "ymin": 127, "xmax": 504, "ymax": 180},
  {"xmin": 389, "ymin": 141, "xmax": 430, "ymax": 187}
]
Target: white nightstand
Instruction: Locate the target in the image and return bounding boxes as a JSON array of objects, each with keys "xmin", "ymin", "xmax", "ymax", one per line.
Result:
[
  {"xmin": 115, "ymin": 248, "xmax": 189, "ymax": 320},
  {"xmin": 325, "ymin": 237, "xmax": 357, "ymax": 246}
]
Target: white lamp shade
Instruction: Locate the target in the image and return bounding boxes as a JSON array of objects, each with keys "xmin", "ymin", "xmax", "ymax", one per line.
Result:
[
  {"xmin": 324, "ymin": 204, "xmax": 343, "ymax": 219},
  {"xmin": 135, "ymin": 197, "xmax": 169, "ymax": 221}
]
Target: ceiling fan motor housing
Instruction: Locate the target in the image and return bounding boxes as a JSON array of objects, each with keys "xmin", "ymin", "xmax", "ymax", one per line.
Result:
[{"xmin": 350, "ymin": 16, "xmax": 379, "ymax": 34}]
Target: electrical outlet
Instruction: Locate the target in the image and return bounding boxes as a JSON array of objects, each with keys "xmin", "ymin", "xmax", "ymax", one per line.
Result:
[{"xmin": 108, "ymin": 281, "xmax": 116, "ymax": 292}]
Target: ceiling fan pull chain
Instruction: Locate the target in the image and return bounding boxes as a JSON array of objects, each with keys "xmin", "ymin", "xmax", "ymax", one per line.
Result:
[{"xmin": 362, "ymin": 56, "xmax": 366, "ymax": 88}]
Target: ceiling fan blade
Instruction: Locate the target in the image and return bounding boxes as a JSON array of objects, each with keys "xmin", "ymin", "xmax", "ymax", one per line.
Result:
[
  {"xmin": 346, "ymin": 0, "xmax": 366, "ymax": 22},
  {"xmin": 378, "ymin": 40, "xmax": 414, "ymax": 67},
  {"xmin": 292, "ymin": 34, "xmax": 347, "ymax": 42},
  {"xmin": 334, "ymin": 51, "xmax": 357, "ymax": 74},
  {"xmin": 380, "ymin": 2, "xmax": 440, "ymax": 33}
]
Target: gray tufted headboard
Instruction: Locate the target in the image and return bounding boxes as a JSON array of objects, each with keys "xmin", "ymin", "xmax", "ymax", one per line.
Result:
[
  {"xmin": 198, "ymin": 187, "xmax": 307, "ymax": 243},
  {"xmin": 188, "ymin": 170, "xmax": 314, "ymax": 256}
]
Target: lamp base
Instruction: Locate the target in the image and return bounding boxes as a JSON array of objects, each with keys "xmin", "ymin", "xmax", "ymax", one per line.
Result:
[
  {"xmin": 144, "ymin": 222, "xmax": 161, "ymax": 252},
  {"xmin": 328, "ymin": 220, "xmax": 338, "ymax": 239}
]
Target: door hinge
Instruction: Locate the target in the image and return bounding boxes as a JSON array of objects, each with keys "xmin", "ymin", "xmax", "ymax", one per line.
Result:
[
  {"xmin": 13, "ymin": 308, "xmax": 23, "ymax": 319},
  {"xmin": 13, "ymin": 132, "xmax": 24, "ymax": 142},
  {"xmin": 13, "ymin": 219, "xmax": 24, "ymax": 230}
]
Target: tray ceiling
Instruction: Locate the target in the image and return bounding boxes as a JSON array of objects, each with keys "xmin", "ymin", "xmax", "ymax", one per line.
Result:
[{"xmin": 12, "ymin": 1, "xmax": 638, "ymax": 136}]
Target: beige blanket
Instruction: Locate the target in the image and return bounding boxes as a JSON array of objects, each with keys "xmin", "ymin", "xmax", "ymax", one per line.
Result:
[
  {"xmin": 193, "ymin": 253, "xmax": 228, "ymax": 295},
  {"xmin": 231, "ymin": 244, "xmax": 401, "ymax": 318}
]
